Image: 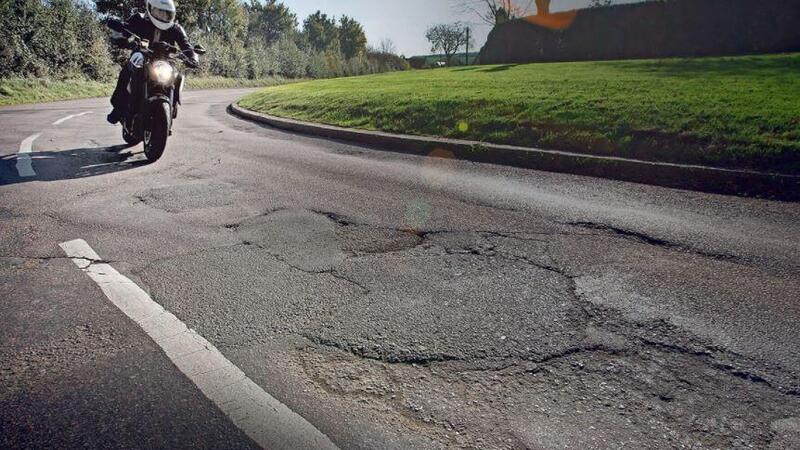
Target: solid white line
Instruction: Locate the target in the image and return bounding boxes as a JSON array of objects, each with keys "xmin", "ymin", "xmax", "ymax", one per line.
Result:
[
  {"xmin": 16, "ymin": 133, "xmax": 41, "ymax": 178},
  {"xmin": 59, "ymin": 239, "xmax": 338, "ymax": 450},
  {"xmin": 52, "ymin": 111, "xmax": 92, "ymax": 125}
]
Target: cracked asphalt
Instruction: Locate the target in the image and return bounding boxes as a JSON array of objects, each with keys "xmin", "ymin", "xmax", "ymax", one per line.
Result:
[{"xmin": 1, "ymin": 89, "xmax": 800, "ymax": 449}]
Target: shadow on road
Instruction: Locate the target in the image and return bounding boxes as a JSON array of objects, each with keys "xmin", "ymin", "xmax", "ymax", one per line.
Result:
[{"xmin": 0, "ymin": 144, "xmax": 149, "ymax": 185}]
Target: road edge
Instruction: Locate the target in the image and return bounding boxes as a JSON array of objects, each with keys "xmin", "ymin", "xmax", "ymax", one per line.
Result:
[{"xmin": 229, "ymin": 103, "xmax": 799, "ymax": 201}]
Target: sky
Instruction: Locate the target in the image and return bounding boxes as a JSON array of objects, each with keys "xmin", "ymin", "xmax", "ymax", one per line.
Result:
[{"xmin": 282, "ymin": 0, "xmax": 641, "ymax": 56}]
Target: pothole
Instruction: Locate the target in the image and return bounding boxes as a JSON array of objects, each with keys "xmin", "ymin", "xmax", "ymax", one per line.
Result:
[
  {"xmin": 299, "ymin": 321, "xmax": 800, "ymax": 450},
  {"xmin": 213, "ymin": 208, "xmax": 798, "ymax": 448},
  {"xmin": 134, "ymin": 181, "xmax": 237, "ymax": 213},
  {"xmin": 564, "ymin": 221, "xmax": 738, "ymax": 262},
  {"xmin": 229, "ymin": 208, "xmax": 427, "ymax": 272},
  {"xmin": 302, "ymin": 251, "xmax": 588, "ymax": 365}
]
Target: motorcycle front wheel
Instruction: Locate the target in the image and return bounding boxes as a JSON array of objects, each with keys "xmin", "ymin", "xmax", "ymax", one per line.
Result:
[
  {"xmin": 122, "ymin": 127, "xmax": 141, "ymax": 146},
  {"xmin": 143, "ymin": 102, "xmax": 171, "ymax": 163}
]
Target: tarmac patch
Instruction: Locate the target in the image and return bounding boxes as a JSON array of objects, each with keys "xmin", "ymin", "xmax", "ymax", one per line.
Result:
[{"xmin": 135, "ymin": 181, "xmax": 237, "ymax": 213}]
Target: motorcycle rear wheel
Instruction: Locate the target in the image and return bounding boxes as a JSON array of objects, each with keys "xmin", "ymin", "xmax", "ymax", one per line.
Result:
[{"xmin": 143, "ymin": 102, "xmax": 170, "ymax": 163}]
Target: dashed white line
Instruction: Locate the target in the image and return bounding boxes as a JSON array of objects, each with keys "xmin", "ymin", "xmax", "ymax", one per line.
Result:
[
  {"xmin": 14, "ymin": 111, "xmax": 94, "ymax": 178},
  {"xmin": 59, "ymin": 239, "xmax": 338, "ymax": 450},
  {"xmin": 52, "ymin": 111, "xmax": 92, "ymax": 125},
  {"xmin": 16, "ymin": 133, "xmax": 41, "ymax": 178}
]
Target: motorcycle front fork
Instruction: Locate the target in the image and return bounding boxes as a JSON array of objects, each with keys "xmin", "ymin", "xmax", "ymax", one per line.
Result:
[{"xmin": 172, "ymin": 75, "xmax": 184, "ymax": 120}]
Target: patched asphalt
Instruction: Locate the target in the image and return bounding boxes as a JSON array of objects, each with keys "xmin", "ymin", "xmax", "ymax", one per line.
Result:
[{"xmin": 1, "ymin": 89, "xmax": 799, "ymax": 449}]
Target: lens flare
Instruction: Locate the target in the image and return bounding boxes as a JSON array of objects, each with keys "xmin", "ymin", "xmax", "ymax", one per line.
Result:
[
  {"xmin": 523, "ymin": 11, "xmax": 577, "ymax": 30},
  {"xmin": 422, "ymin": 148, "xmax": 457, "ymax": 189},
  {"xmin": 525, "ymin": 0, "xmax": 577, "ymax": 31},
  {"xmin": 403, "ymin": 199, "xmax": 432, "ymax": 232}
]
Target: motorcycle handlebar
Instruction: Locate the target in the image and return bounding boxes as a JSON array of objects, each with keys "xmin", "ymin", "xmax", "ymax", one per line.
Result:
[{"xmin": 106, "ymin": 21, "xmax": 201, "ymax": 68}]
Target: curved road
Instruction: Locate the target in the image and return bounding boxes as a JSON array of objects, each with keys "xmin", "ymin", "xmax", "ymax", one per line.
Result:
[{"xmin": 1, "ymin": 89, "xmax": 799, "ymax": 449}]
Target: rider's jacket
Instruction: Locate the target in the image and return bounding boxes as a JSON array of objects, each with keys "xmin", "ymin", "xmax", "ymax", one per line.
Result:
[{"xmin": 109, "ymin": 13, "xmax": 198, "ymax": 66}]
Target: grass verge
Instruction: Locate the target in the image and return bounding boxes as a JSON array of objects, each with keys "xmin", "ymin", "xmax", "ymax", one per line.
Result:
[
  {"xmin": 0, "ymin": 76, "xmax": 290, "ymax": 107},
  {"xmin": 0, "ymin": 78, "xmax": 113, "ymax": 106},
  {"xmin": 239, "ymin": 54, "xmax": 800, "ymax": 173}
]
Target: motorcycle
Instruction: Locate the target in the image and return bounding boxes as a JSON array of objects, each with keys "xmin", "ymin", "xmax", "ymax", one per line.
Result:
[{"xmin": 108, "ymin": 23, "xmax": 206, "ymax": 162}]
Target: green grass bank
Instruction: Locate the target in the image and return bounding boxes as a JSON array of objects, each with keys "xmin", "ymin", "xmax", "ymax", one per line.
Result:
[
  {"xmin": 0, "ymin": 76, "xmax": 291, "ymax": 107},
  {"xmin": 239, "ymin": 54, "xmax": 800, "ymax": 173}
]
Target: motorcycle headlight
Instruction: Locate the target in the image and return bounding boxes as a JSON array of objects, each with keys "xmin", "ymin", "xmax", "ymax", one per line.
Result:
[{"xmin": 150, "ymin": 60, "xmax": 175, "ymax": 85}]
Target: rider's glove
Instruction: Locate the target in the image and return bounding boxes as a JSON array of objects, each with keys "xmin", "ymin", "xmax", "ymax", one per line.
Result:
[
  {"xmin": 155, "ymin": 41, "xmax": 172, "ymax": 53},
  {"xmin": 185, "ymin": 53, "xmax": 200, "ymax": 69}
]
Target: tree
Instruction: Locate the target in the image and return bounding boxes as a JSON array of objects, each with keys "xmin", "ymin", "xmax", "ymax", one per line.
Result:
[
  {"xmin": 302, "ymin": 10, "xmax": 339, "ymax": 52},
  {"xmin": 245, "ymin": 0, "xmax": 297, "ymax": 44},
  {"xmin": 455, "ymin": 0, "xmax": 534, "ymax": 26},
  {"xmin": 426, "ymin": 23, "xmax": 469, "ymax": 65},
  {"xmin": 377, "ymin": 38, "xmax": 397, "ymax": 55},
  {"xmin": 338, "ymin": 15, "xmax": 367, "ymax": 59},
  {"xmin": 94, "ymin": 0, "xmax": 139, "ymax": 19},
  {"xmin": 179, "ymin": 0, "xmax": 248, "ymax": 41}
]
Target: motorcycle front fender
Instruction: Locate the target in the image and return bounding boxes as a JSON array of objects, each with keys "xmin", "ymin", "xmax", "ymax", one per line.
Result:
[
  {"xmin": 147, "ymin": 95, "xmax": 172, "ymax": 120},
  {"xmin": 147, "ymin": 95, "xmax": 173, "ymax": 135},
  {"xmin": 148, "ymin": 95, "xmax": 171, "ymax": 105}
]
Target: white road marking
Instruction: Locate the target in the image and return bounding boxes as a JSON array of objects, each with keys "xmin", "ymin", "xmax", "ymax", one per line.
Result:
[
  {"xmin": 16, "ymin": 133, "xmax": 41, "ymax": 178},
  {"xmin": 52, "ymin": 111, "xmax": 92, "ymax": 125},
  {"xmin": 59, "ymin": 239, "xmax": 338, "ymax": 450}
]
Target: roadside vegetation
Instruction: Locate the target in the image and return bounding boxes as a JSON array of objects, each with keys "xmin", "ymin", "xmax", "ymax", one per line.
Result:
[
  {"xmin": 239, "ymin": 53, "xmax": 800, "ymax": 173},
  {"xmin": 0, "ymin": 79, "xmax": 113, "ymax": 106},
  {"xmin": 0, "ymin": 76, "xmax": 291, "ymax": 106},
  {"xmin": 0, "ymin": 0, "xmax": 408, "ymax": 106}
]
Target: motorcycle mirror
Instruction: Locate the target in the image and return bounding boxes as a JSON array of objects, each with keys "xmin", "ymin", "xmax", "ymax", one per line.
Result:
[{"xmin": 193, "ymin": 44, "xmax": 207, "ymax": 55}]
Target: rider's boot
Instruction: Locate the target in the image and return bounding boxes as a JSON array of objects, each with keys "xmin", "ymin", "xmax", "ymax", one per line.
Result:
[{"xmin": 107, "ymin": 109, "xmax": 123, "ymax": 124}]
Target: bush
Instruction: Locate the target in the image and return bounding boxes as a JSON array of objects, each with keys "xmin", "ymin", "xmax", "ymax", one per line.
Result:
[
  {"xmin": 275, "ymin": 38, "xmax": 307, "ymax": 79},
  {"xmin": 0, "ymin": 0, "xmax": 115, "ymax": 80},
  {"xmin": 305, "ymin": 50, "xmax": 398, "ymax": 79},
  {"xmin": 245, "ymin": 39, "xmax": 280, "ymax": 78},
  {"xmin": 368, "ymin": 51, "xmax": 411, "ymax": 73},
  {"xmin": 195, "ymin": 31, "xmax": 248, "ymax": 78},
  {"xmin": 306, "ymin": 51, "xmax": 328, "ymax": 78}
]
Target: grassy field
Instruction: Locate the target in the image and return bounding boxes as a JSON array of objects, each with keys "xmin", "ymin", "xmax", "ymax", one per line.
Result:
[
  {"xmin": 0, "ymin": 76, "xmax": 291, "ymax": 107},
  {"xmin": 240, "ymin": 54, "xmax": 800, "ymax": 173}
]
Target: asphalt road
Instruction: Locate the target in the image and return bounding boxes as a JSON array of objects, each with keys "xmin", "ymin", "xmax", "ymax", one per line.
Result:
[{"xmin": 1, "ymin": 89, "xmax": 799, "ymax": 449}]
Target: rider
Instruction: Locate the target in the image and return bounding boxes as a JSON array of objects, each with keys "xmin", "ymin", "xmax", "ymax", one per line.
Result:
[{"xmin": 106, "ymin": 0, "xmax": 198, "ymax": 124}]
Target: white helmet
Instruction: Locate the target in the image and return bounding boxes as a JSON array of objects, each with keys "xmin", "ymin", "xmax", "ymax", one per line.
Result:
[{"xmin": 146, "ymin": 0, "xmax": 176, "ymax": 31}]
